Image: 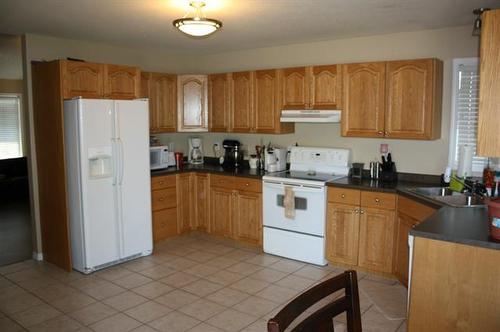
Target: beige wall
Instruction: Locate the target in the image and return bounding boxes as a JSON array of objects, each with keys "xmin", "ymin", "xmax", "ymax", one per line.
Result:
[{"xmin": 157, "ymin": 25, "xmax": 479, "ymax": 176}]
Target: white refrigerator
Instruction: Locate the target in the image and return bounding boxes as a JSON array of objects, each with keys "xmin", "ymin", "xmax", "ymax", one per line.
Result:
[{"xmin": 64, "ymin": 98, "xmax": 153, "ymax": 274}]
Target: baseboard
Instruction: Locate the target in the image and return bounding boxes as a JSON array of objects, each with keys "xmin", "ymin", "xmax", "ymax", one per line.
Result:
[{"xmin": 32, "ymin": 252, "xmax": 43, "ymax": 261}]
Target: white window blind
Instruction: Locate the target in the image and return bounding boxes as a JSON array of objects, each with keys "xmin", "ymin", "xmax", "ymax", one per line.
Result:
[
  {"xmin": 449, "ymin": 58, "xmax": 487, "ymax": 174},
  {"xmin": 0, "ymin": 95, "xmax": 23, "ymax": 160}
]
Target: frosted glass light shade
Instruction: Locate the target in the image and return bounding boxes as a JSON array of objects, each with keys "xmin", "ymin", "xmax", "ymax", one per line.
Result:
[{"xmin": 173, "ymin": 18, "xmax": 222, "ymax": 37}]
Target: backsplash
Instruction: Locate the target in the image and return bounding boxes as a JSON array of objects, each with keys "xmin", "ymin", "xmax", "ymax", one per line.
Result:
[{"xmin": 156, "ymin": 122, "xmax": 450, "ymax": 176}]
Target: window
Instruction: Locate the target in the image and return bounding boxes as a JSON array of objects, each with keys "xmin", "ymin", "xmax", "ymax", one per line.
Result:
[
  {"xmin": 448, "ymin": 58, "xmax": 487, "ymax": 175},
  {"xmin": 0, "ymin": 94, "xmax": 23, "ymax": 160}
]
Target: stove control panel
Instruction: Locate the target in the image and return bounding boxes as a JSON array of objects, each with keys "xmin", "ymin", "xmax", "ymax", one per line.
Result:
[{"xmin": 290, "ymin": 147, "xmax": 349, "ymax": 167}]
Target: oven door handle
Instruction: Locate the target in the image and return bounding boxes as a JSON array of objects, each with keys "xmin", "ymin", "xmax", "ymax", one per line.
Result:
[{"xmin": 263, "ymin": 181, "xmax": 324, "ymax": 192}]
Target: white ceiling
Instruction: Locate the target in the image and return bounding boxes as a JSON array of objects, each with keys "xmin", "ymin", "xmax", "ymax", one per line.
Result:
[{"xmin": 0, "ymin": 0, "xmax": 498, "ymax": 55}]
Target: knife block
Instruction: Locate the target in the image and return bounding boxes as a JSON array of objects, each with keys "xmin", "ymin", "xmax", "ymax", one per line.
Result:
[{"xmin": 380, "ymin": 163, "xmax": 397, "ymax": 182}]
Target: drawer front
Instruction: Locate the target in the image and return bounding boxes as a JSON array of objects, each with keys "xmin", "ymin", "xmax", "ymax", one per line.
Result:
[
  {"xmin": 153, "ymin": 208, "xmax": 178, "ymax": 242},
  {"xmin": 361, "ymin": 191, "xmax": 396, "ymax": 210},
  {"xmin": 210, "ymin": 174, "xmax": 235, "ymax": 190},
  {"xmin": 233, "ymin": 177, "xmax": 262, "ymax": 193},
  {"xmin": 328, "ymin": 187, "xmax": 361, "ymax": 205},
  {"xmin": 152, "ymin": 187, "xmax": 177, "ymax": 211},
  {"xmin": 151, "ymin": 175, "xmax": 176, "ymax": 190},
  {"xmin": 398, "ymin": 195, "xmax": 437, "ymax": 222}
]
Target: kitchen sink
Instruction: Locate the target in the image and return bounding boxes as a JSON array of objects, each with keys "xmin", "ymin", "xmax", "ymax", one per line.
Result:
[{"xmin": 407, "ymin": 187, "xmax": 485, "ymax": 208}]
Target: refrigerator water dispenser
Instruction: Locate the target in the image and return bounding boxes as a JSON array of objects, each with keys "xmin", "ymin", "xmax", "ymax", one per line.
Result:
[{"xmin": 88, "ymin": 147, "xmax": 112, "ymax": 179}]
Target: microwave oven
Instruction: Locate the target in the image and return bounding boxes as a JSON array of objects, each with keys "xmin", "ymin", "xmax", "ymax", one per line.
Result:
[{"xmin": 150, "ymin": 146, "xmax": 175, "ymax": 170}]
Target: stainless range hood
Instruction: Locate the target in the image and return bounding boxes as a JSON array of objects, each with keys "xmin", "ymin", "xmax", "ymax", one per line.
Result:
[{"xmin": 280, "ymin": 110, "xmax": 341, "ymax": 123}]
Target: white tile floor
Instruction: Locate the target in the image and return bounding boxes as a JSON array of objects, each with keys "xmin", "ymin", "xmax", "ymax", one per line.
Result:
[{"xmin": 0, "ymin": 232, "xmax": 408, "ymax": 331}]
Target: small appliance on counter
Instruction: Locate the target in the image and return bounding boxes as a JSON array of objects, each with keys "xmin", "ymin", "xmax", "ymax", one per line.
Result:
[
  {"xmin": 351, "ymin": 163, "xmax": 364, "ymax": 179},
  {"xmin": 150, "ymin": 145, "xmax": 175, "ymax": 170},
  {"xmin": 222, "ymin": 139, "xmax": 244, "ymax": 168},
  {"xmin": 265, "ymin": 148, "xmax": 287, "ymax": 173},
  {"xmin": 188, "ymin": 137, "xmax": 204, "ymax": 164}
]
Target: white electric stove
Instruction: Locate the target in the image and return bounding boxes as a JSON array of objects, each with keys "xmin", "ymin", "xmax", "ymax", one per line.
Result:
[{"xmin": 262, "ymin": 147, "xmax": 350, "ymax": 265}]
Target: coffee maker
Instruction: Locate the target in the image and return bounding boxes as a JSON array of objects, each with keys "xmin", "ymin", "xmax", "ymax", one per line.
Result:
[
  {"xmin": 222, "ymin": 140, "xmax": 243, "ymax": 168},
  {"xmin": 188, "ymin": 137, "xmax": 204, "ymax": 164}
]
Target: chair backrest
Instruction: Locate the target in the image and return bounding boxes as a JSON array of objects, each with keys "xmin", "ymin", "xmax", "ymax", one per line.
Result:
[{"xmin": 267, "ymin": 270, "xmax": 362, "ymax": 332}]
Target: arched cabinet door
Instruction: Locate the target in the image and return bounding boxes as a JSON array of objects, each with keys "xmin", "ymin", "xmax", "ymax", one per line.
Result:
[
  {"xmin": 231, "ymin": 71, "xmax": 254, "ymax": 132},
  {"xmin": 177, "ymin": 75, "xmax": 208, "ymax": 132},
  {"xmin": 341, "ymin": 62, "xmax": 386, "ymax": 137},
  {"xmin": 385, "ymin": 59, "xmax": 441, "ymax": 140},
  {"xmin": 208, "ymin": 73, "xmax": 230, "ymax": 132},
  {"xmin": 281, "ymin": 66, "xmax": 308, "ymax": 110},
  {"xmin": 104, "ymin": 64, "xmax": 140, "ymax": 99},
  {"xmin": 61, "ymin": 60, "xmax": 104, "ymax": 99},
  {"xmin": 310, "ymin": 64, "xmax": 342, "ymax": 110}
]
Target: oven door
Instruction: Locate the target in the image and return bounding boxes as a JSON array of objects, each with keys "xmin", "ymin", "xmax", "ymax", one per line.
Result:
[{"xmin": 263, "ymin": 181, "xmax": 326, "ymax": 236}]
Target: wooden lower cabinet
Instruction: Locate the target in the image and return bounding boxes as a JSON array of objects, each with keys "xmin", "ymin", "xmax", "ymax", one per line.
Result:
[
  {"xmin": 325, "ymin": 202, "xmax": 360, "ymax": 265},
  {"xmin": 233, "ymin": 191, "xmax": 262, "ymax": 245},
  {"xmin": 193, "ymin": 173, "xmax": 209, "ymax": 231},
  {"xmin": 153, "ymin": 208, "xmax": 178, "ymax": 242},
  {"xmin": 394, "ymin": 195, "xmax": 437, "ymax": 285},
  {"xmin": 326, "ymin": 187, "xmax": 397, "ymax": 276},
  {"xmin": 210, "ymin": 187, "xmax": 234, "ymax": 237},
  {"xmin": 151, "ymin": 175, "xmax": 178, "ymax": 243},
  {"xmin": 394, "ymin": 213, "xmax": 417, "ymax": 286},
  {"xmin": 177, "ymin": 173, "xmax": 193, "ymax": 234},
  {"xmin": 358, "ymin": 207, "xmax": 396, "ymax": 273}
]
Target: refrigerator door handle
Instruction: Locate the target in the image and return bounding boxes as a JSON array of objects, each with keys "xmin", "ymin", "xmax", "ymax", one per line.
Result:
[
  {"xmin": 111, "ymin": 138, "xmax": 118, "ymax": 186},
  {"xmin": 118, "ymin": 138, "xmax": 124, "ymax": 185}
]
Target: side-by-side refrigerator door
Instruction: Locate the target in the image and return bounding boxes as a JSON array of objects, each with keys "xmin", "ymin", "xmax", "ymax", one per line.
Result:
[
  {"xmin": 114, "ymin": 99, "xmax": 153, "ymax": 258},
  {"xmin": 77, "ymin": 99, "xmax": 120, "ymax": 271}
]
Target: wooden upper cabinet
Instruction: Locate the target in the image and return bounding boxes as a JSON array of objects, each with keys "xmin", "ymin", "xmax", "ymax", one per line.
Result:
[
  {"xmin": 342, "ymin": 62, "xmax": 386, "ymax": 137},
  {"xmin": 141, "ymin": 72, "xmax": 156, "ymax": 131},
  {"xmin": 281, "ymin": 67, "xmax": 308, "ymax": 110},
  {"xmin": 310, "ymin": 65, "xmax": 342, "ymax": 110},
  {"xmin": 152, "ymin": 73, "xmax": 177, "ymax": 133},
  {"xmin": 61, "ymin": 60, "xmax": 104, "ymax": 99},
  {"xmin": 385, "ymin": 59, "xmax": 442, "ymax": 139},
  {"xmin": 177, "ymin": 75, "xmax": 208, "ymax": 132},
  {"xmin": 254, "ymin": 69, "xmax": 293, "ymax": 133},
  {"xmin": 208, "ymin": 73, "xmax": 230, "ymax": 132},
  {"xmin": 231, "ymin": 71, "xmax": 254, "ymax": 132},
  {"xmin": 104, "ymin": 64, "xmax": 140, "ymax": 99},
  {"xmin": 477, "ymin": 9, "xmax": 500, "ymax": 156}
]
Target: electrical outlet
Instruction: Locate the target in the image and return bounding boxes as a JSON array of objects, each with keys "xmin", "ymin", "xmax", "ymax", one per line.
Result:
[{"xmin": 213, "ymin": 142, "xmax": 221, "ymax": 152}]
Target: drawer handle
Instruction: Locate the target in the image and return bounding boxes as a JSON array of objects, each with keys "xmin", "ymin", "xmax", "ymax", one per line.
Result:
[
  {"xmin": 341, "ymin": 194, "xmax": 345, "ymax": 198},
  {"xmin": 245, "ymin": 183, "xmax": 249, "ymax": 186},
  {"xmin": 159, "ymin": 197, "xmax": 165, "ymax": 201},
  {"xmin": 375, "ymin": 198, "xmax": 380, "ymax": 203}
]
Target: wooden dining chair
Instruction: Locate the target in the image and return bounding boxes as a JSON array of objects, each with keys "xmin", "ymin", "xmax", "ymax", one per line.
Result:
[{"xmin": 267, "ymin": 270, "xmax": 362, "ymax": 332}]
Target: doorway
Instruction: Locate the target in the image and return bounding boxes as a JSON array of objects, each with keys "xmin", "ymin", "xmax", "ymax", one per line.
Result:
[{"xmin": 0, "ymin": 34, "xmax": 32, "ymax": 266}]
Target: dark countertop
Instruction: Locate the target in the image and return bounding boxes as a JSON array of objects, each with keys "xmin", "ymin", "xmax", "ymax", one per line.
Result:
[
  {"xmin": 151, "ymin": 163, "xmax": 266, "ymax": 179},
  {"xmin": 327, "ymin": 176, "xmax": 500, "ymax": 251}
]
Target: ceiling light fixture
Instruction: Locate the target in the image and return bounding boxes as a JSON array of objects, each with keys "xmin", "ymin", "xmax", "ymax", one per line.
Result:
[
  {"xmin": 173, "ymin": 1, "xmax": 222, "ymax": 38},
  {"xmin": 472, "ymin": 8, "xmax": 490, "ymax": 36}
]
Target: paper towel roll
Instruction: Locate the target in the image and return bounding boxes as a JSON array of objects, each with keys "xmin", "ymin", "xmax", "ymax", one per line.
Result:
[{"xmin": 457, "ymin": 145, "xmax": 473, "ymax": 178}]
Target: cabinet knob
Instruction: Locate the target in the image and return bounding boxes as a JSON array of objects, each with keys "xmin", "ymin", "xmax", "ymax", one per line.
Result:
[
  {"xmin": 159, "ymin": 181, "xmax": 164, "ymax": 185},
  {"xmin": 245, "ymin": 183, "xmax": 249, "ymax": 186},
  {"xmin": 353, "ymin": 209, "xmax": 359, "ymax": 214},
  {"xmin": 377, "ymin": 131, "xmax": 383, "ymax": 135},
  {"xmin": 375, "ymin": 198, "xmax": 380, "ymax": 203},
  {"xmin": 159, "ymin": 197, "xmax": 164, "ymax": 201},
  {"xmin": 341, "ymin": 194, "xmax": 346, "ymax": 198},
  {"xmin": 384, "ymin": 131, "xmax": 388, "ymax": 136},
  {"xmin": 360, "ymin": 210, "xmax": 365, "ymax": 214}
]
